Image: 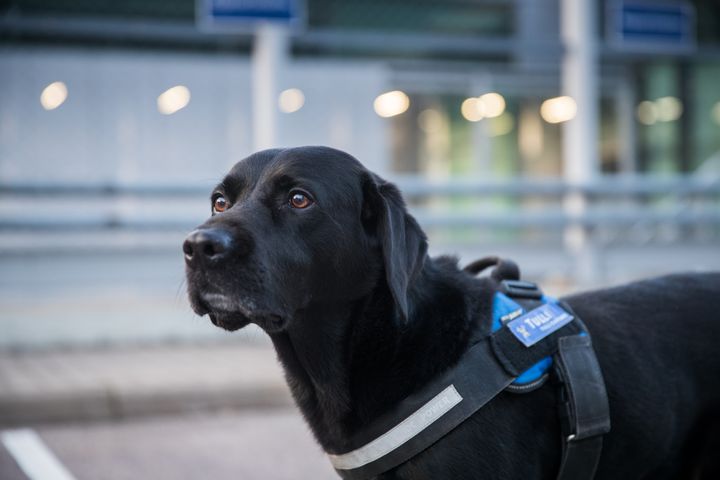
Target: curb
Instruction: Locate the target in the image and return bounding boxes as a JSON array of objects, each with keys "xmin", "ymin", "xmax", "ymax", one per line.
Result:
[{"xmin": 0, "ymin": 343, "xmax": 293, "ymax": 426}]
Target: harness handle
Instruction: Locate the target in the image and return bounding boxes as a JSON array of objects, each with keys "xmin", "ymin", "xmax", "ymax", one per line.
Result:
[{"xmin": 464, "ymin": 256, "xmax": 520, "ymax": 282}]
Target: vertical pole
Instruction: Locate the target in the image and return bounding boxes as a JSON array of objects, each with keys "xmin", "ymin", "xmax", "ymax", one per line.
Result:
[
  {"xmin": 561, "ymin": 0, "xmax": 600, "ymax": 286},
  {"xmin": 471, "ymin": 77, "xmax": 492, "ymax": 175},
  {"xmin": 252, "ymin": 22, "xmax": 289, "ymax": 151},
  {"xmin": 617, "ymin": 66, "xmax": 637, "ymax": 174},
  {"xmin": 678, "ymin": 62, "xmax": 692, "ymax": 173}
]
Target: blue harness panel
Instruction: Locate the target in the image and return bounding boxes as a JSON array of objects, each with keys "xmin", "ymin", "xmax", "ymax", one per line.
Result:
[{"xmin": 492, "ymin": 292, "xmax": 554, "ymax": 385}]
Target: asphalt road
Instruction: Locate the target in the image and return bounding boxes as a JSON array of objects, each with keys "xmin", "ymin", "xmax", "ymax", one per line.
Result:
[{"xmin": 0, "ymin": 410, "xmax": 338, "ymax": 480}]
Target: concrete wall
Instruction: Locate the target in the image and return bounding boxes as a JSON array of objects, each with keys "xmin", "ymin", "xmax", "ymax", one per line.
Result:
[{"xmin": 0, "ymin": 46, "xmax": 390, "ymax": 186}]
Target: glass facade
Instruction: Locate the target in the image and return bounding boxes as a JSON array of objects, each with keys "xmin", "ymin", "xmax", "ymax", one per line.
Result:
[
  {"xmin": 392, "ymin": 57, "xmax": 720, "ymax": 178},
  {"xmin": 1, "ymin": 0, "xmax": 515, "ymax": 35},
  {"xmin": 0, "ymin": 0, "xmax": 194, "ymax": 20},
  {"xmin": 634, "ymin": 61, "xmax": 720, "ymax": 174},
  {"xmin": 387, "ymin": 91, "xmax": 629, "ymax": 178},
  {"xmin": 689, "ymin": 62, "xmax": 720, "ymax": 172},
  {"xmin": 635, "ymin": 62, "xmax": 683, "ymax": 173},
  {"xmin": 692, "ymin": 0, "xmax": 720, "ymax": 44},
  {"xmin": 308, "ymin": 0, "xmax": 514, "ymax": 36}
]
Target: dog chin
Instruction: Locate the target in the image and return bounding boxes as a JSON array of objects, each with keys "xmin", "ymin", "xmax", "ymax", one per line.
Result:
[{"xmin": 195, "ymin": 293, "xmax": 288, "ymax": 333}]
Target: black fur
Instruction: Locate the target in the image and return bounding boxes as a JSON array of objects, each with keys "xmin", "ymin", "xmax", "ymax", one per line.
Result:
[{"xmin": 184, "ymin": 146, "xmax": 720, "ymax": 479}]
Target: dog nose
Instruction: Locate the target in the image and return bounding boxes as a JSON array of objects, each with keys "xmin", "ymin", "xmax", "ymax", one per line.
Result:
[{"xmin": 183, "ymin": 228, "xmax": 233, "ymax": 266}]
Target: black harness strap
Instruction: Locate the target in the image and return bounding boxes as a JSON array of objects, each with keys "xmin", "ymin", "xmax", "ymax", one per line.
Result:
[
  {"xmin": 557, "ymin": 436, "xmax": 605, "ymax": 480},
  {"xmin": 330, "ymin": 320, "xmax": 582, "ymax": 479},
  {"xmin": 554, "ymin": 334, "xmax": 611, "ymax": 480}
]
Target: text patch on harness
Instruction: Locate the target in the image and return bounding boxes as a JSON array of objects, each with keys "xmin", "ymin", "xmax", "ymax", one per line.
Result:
[{"xmin": 507, "ymin": 303, "xmax": 574, "ymax": 347}]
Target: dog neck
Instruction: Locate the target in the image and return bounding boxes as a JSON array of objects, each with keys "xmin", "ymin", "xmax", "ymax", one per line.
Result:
[
  {"xmin": 269, "ymin": 300, "xmax": 355, "ymax": 449},
  {"xmin": 269, "ymin": 257, "xmax": 495, "ymax": 453}
]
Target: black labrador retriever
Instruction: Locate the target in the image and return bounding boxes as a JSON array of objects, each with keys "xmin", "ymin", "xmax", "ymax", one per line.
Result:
[{"xmin": 184, "ymin": 146, "xmax": 720, "ymax": 479}]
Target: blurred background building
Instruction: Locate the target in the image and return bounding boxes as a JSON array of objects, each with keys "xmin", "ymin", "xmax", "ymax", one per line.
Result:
[
  {"xmin": 0, "ymin": 3, "xmax": 719, "ymax": 478},
  {"xmin": 1, "ymin": 0, "xmax": 719, "ymax": 348}
]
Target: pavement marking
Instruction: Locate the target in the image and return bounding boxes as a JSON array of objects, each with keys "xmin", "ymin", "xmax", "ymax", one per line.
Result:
[{"xmin": 1, "ymin": 429, "xmax": 77, "ymax": 480}]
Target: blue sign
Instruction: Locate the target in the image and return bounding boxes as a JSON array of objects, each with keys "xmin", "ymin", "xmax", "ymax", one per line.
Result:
[
  {"xmin": 198, "ymin": 0, "xmax": 302, "ymax": 30},
  {"xmin": 608, "ymin": 1, "xmax": 695, "ymax": 52},
  {"xmin": 507, "ymin": 303, "xmax": 574, "ymax": 348}
]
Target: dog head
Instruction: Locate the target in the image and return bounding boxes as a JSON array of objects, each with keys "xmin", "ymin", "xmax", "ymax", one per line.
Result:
[{"xmin": 184, "ymin": 146, "xmax": 427, "ymax": 333}]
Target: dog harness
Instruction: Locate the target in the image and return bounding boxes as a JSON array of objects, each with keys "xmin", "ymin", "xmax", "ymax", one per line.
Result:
[{"xmin": 327, "ymin": 259, "xmax": 611, "ymax": 479}]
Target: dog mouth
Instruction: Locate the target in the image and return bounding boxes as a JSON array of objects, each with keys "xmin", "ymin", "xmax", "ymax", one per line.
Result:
[
  {"xmin": 194, "ymin": 292, "xmax": 288, "ymax": 333},
  {"xmin": 208, "ymin": 312, "xmax": 250, "ymax": 332}
]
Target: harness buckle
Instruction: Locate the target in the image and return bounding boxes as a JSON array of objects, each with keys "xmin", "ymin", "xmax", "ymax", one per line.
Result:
[{"xmin": 500, "ymin": 280, "xmax": 543, "ymax": 300}]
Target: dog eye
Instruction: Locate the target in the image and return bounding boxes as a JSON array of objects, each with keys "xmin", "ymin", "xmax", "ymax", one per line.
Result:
[
  {"xmin": 289, "ymin": 191, "xmax": 313, "ymax": 209},
  {"xmin": 213, "ymin": 196, "xmax": 229, "ymax": 213}
]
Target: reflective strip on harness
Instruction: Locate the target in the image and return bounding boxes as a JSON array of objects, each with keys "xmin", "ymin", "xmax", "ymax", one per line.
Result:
[
  {"xmin": 330, "ymin": 339, "xmax": 518, "ymax": 480},
  {"xmin": 329, "ymin": 385, "xmax": 463, "ymax": 470}
]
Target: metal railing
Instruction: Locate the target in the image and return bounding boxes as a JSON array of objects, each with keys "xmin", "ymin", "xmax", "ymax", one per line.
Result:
[
  {"xmin": 1, "ymin": 175, "xmax": 718, "ymax": 233},
  {"xmin": 1, "ymin": 175, "xmax": 718, "ymax": 286}
]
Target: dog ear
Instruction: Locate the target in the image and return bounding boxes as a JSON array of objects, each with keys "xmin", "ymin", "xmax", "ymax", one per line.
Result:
[{"xmin": 362, "ymin": 173, "xmax": 428, "ymax": 323}]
